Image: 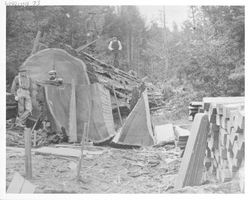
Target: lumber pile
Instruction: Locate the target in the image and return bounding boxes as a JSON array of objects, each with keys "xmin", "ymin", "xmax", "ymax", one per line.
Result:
[
  {"xmin": 60, "ymin": 43, "xmax": 165, "ymax": 110},
  {"xmin": 174, "ymin": 126, "xmax": 190, "ymax": 149},
  {"xmin": 202, "ymin": 97, "xmax": 245, "ymax": 183}
]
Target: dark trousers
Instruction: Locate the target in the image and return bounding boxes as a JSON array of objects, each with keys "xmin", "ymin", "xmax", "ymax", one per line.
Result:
[{"xmin": 113, "ymin": 50, "xmax": 119, "ymax": 68}]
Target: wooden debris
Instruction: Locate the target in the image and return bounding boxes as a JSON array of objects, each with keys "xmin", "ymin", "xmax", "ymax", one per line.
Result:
[
  {"xmin": 112, "ymin": 90, "xmax": 155, "ymax": 146},
  {"xmin": 33, "ymin": 147, "xmax": 105, "ymax": 158},
  {"xmin": 154, "ymin": 124, "xmax": 175, "ymax": 145},
  {"xmin": 174, "ymin": 126, "xmax": 190, "ymax": 149},
  {"xmin": 175, "ymin": 113, "xmax": 209, "ymax": 189},
  {"xmin": 7, "ymin": 172, "xmax": 36, "ymax": 193},
  {"xmin": 33, "ymin": 147, "xmax": 81, "ymax": 158}
]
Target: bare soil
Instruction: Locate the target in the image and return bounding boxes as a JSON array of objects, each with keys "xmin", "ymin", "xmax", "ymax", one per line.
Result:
[{"xmin": 6, "ymin": 144, "xmax": 241, "ymax": 193}]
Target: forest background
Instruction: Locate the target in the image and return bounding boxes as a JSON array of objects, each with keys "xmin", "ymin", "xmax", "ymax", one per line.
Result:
[{"xmin": 6, "ymin": 5, "xmax": 245, "ymax": 118}]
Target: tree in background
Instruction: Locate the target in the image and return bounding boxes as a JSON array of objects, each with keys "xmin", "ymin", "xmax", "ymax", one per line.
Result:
[{"xmin": 6, "ymin": 5, "xmax": 244, "ymax": 98}]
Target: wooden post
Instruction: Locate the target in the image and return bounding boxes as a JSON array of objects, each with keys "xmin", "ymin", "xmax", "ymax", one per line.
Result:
[
  {"xmin": 69, "ymin": 79, "xmax": 77, "ymax": 142},
  {"xmin": 30, "ymin": 113, "xmax": 42, "ymax": 147},
  {"xmin": 86, "ymin": 98, "xmax": 93, "ymax": 143},
  {"xmin": 112, "ymin": 85, "xmax": 123, "ymax": 126},
  {"xmin": 77, "ymin": 122, "xmax": 88, "ymax": 180},
  {"xmin": 24, "ymin": 128, "xmax": 32, "ymax": 179},
  {"xmin": 33, "ymin": 130, "xmax": 37, "ymax": 147}
]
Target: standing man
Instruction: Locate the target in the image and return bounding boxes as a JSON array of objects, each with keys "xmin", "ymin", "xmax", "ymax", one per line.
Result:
[
  {"xmin": 85, "ymin": 12, "xmax": 98, "ymax": 43},
  {"xmin": 11, "ymin": 68, "xmax": 32, "ymax": 127},
  {"xmin": 108, "ymin": 37, "xmax": 122, "ymax": 68}
]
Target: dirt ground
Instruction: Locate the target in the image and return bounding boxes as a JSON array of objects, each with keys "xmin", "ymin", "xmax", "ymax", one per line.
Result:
[{"xmin": 6, "ymin": 144, "xmax": 242, "ymax": 194}]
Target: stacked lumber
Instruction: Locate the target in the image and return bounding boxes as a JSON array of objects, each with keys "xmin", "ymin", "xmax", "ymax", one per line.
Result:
[
  {"xmin": 174, "ymin": 126, "xmax": 190, "ymax": 149},
  {"xmin": 188, "ymin": 101, "xmax": 204, "ymax": 121},
  {"xmin": 60, "ymin": 43, "xmax": 164, "ymax": 110},
  {"xmin": 203, "ymin": 97, "xmax": 245, "ymax": 183}
]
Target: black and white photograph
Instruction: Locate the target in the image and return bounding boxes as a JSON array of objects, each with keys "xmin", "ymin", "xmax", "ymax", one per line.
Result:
[{"xmin": 1, "ymin": 0, "xmax": 247, "ymax": 197}]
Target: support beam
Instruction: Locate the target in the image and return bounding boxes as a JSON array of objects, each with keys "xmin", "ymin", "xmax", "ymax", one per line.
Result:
[
  {"xmin": 112, "ymin": 85, "xmax": 123, "ymax": 126},
  {"xmin": 77, "ymin": 122, "xmax": 88, "ymax": 180},
  {"xmin": 69, "ymin": 79, "xmax": 77, "ymax": 142},
  {"xmin": 24, "ymin": 128, "xmax": 32, "ymax": 179}
]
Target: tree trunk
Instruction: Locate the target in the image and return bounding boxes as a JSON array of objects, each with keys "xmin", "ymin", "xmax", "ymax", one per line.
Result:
[{"xmin": 31, "ymin": 30, "xmax": 41, "ymax": 55}]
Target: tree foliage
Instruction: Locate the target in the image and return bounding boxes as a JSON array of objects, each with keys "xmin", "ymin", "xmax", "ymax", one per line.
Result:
[{"xmin": 6, "ymin": 6, "xmax": 244, "ymax": 98}]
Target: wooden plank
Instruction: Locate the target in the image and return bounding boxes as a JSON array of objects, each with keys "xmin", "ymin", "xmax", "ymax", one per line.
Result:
[
  {"xmin": 226, "ymin": 137, "xmax": 233, "ymax": 152},
  {"xmin": 7, "ymin": 172, "xmax": 36, "ymax": 193},
  {"xmin": 24, "ymin": 128, "xmax": 32, "ymax": 179},
  {"xmin": 233, "ymin": 110, "xmax": 245, "ymax": 132},
  {"xmin": 220, "ymin": 168, "xmax": 232, "ymax": 182},
  {"xmin": 175, "ymin": 113, "xmax": 209, "ymax": 189},
  {"xmin": 75, "ymin": 37, "xmax": 101, "ymax": 53},
  {"xmin": 222, "ymin": 103, "xmax": 244, "ymax": 119},
  {"xmin": 76, "ymin": 83, "xmax": 115, "ymax": 143},
  {"xmin": 238, "ymin": 161, "xmax": 244, "ymax": 192},
  {"xmin": 112, "ymin": 90, "xmax": 155, "ymax": 146},
  {"xmin": 21, "ymin": 179, "xmax": 36, "ymax": 193},
  {"xmin": 112, "ymin": 85, "xmax": 123, "ymax": 126},
  {"xmin": 203, "ymin": 97, "xmax": 244, "ymax": 113},
  {"xmin": 69, "ymin": 79, "xmax": 77, "ymax": 142},
  {"xmin": 7, "ymin": 172, "xmax": 25, "ymax": 193},
  {"xmin": 232, "ymin": 140, "xmax": 245, "ymax": 160},
  {"xmin": 190, "ymin": 101, "xmax": 203, "ymax": 107},
  {"xmin": 219, "ymin": 146, "xmax": 227, "ymax": 160},
  {"xmin": 174, "ymin": 126, "xmax": 190, "ymax": 138},
  {"xmin": 216, "ymin": 114, "xmax": 221, "ymax": 126},
  {"xmin": 77, "ymin": 122, "xmax": 88, "ymax": 180},
  {"xmin": 33, "ymin": 147, "xmax": 81, "ymax": 158},
  {"xmin": 207, "ymin": 136, "xmax": 214, "ymax": 150},
  {"xmin": 214, "ymin": 149, "xmax": 220, "ymax": 163},
  {"xmin": 216, "ymin": 101, "xmax": 244, "ymax": 115},
  {"xmin": 221, "ymin": 116, "xmax": 228, "ymax": 131},
  {"xmin": 155, "ymin": 124, "xmax": 175, "ymax": 144},
  {"xmin": 219, "ymin": 128, "xmax": 228, "ymax": 147},
  {"xmin": 203, "ymin": 97, "xmax": 244, "ymax": 104}
]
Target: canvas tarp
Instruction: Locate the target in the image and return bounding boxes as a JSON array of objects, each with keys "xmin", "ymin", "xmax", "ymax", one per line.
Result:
[{"xmin": 112, "ymin": 90, "xmax": 155, "ymax": 146}]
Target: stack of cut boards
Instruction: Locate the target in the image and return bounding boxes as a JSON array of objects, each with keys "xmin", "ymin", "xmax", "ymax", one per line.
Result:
[
  {"xmin": 188, "ymin": 101, "xmax": 204, "ymax": 121},
  {"xmin": 174, "ymin": 126, "xmax": 190, "ymax": 149},
  {"xmin": 202, "ymin": 97, "xmax": 245, "ymax": 186}
]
